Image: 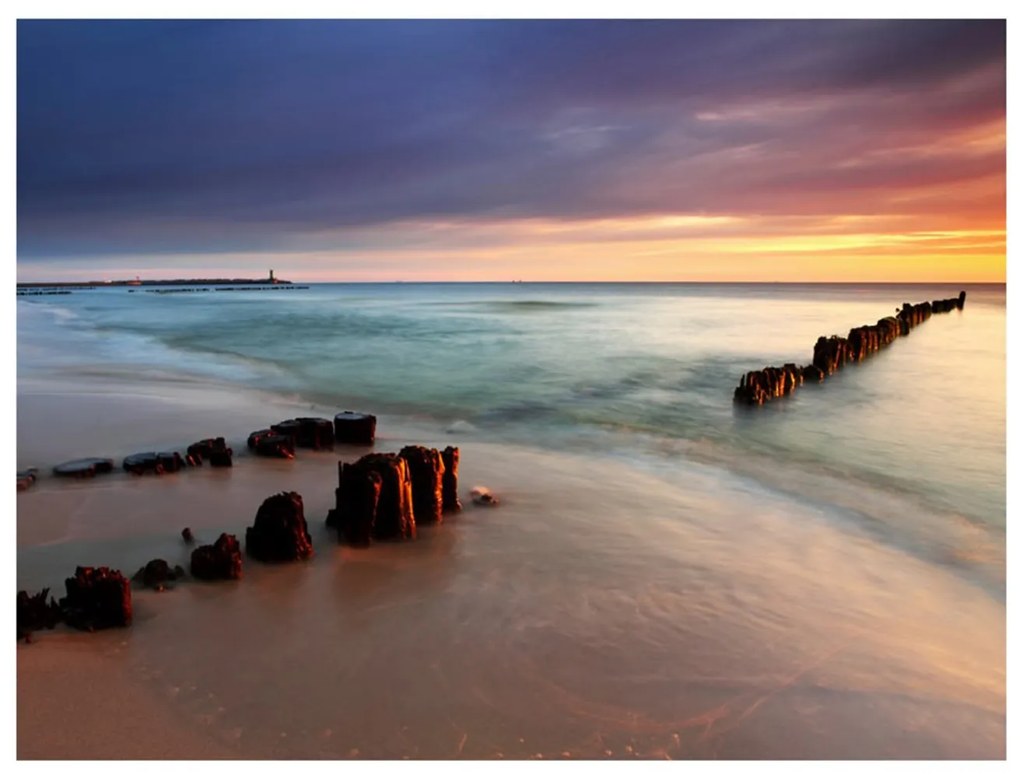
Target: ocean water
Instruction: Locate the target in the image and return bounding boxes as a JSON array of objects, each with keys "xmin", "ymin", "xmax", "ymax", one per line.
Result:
[
  {"xmin": 17, "ymin": 282, "xmax": 1006, "ymax": 589},
  {"xmin": 16, "ymin": 282, "xmax": 1006, "ymax": 758}
]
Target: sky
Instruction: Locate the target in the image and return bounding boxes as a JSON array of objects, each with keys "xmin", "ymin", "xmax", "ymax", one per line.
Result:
[{"xmin": 16, "ymin": 19, "xmax": 1006, "ymax": 282}]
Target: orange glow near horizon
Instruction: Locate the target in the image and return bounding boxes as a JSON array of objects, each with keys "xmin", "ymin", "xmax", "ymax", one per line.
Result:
[
  {"xmin": 17, "ymin": 170, "xmax": 1005, "ymax": 285},
  {"xmin": 20, "ymin": 235, "xmax": 1003, "ymax": 285},
  {"xmin": 16, "ymin": 22, "xmax": 1006, "ymax": 286},
  {"xmin": 18, "ymin": 95, "xmax": 1005, "ymax": 285}
]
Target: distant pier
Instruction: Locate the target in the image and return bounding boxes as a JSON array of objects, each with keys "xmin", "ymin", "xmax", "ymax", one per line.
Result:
[{"xmin": 17, "ymin": 273, "xmax": 307, "ymax": 295}]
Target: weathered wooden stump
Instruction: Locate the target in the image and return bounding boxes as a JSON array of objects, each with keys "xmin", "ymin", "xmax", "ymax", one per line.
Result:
[
  {"xmin": 53, "ymin": 458, "xmax": 115, "ymax": 478},
  {"xmin": 246, "ymin": 491, "xmax": 313, "ymax": 562},
  {"xmin": 17, "ymin": 588, "xmax": 61, "ymax": 640},
  {"xmin": 131, "ymin": 559, "xmax": 186, "ymax": 591},
  {"xmin": 186, "ymin": 437, "xmax": 233, "ymax": 467},
  {"xmin": 327, "ymin": 462, "xmax": 382, "ymax": 546},
  {"xmin": 247, "ymin": 429, "xmax": 296, "ymax": 459},
  {"xmin": 360, "ymin": 455, "xmax": 414, "ymax": 541},
  {"xmin": 876, "ymin": 316, "xmax": 901, "ymax": 344},
  {"xmin": 59, "ymin": 566, "xmax": 132, "ymax": 630},
  {"xmin": 931, "ymin": 294, "xmax": 966, "ymax": 313},
  {"xmin": 812, "ymin": 335, "xmax": 850, "ymax": 376},
  {"xmin": 897, "ymin": 301, "xmax": 932, "ymax": 331},
  {"xmin": 441, "ymin": 446, "xmax": 461, "ymax": 513},
  {"xmin": 327, "ymin": 453, "xmax": 415, "ymax": 544},
  {"xmin": 182, "ymin": 527, "xmax": 195, "ymax": 544},
  {"xmin": 847, "ymin": 326, "xmax": 878, "ymax": 361},
  {"xmin": 848, "ymin": 318, "xmax": 901, "ymax": 362},
  {"xmin": 190, "ymin": 533, "xmax": 243, "ymax": 580},
  {"xmin": 734, "ymin": 364, "xmax": 803, "ymax": 405},
  {"xmin": 161, "ymin": 452, "xmax": 185, "ymax": 472},
  {"xmin": 398, "ymin": 445, "xmax": 446, "ymax": 525},
  {"xmin": 271, "ymin": 418, "xmax": 335, "ymax": 450},
  {"xmin": 802, "ymin": 364, "xmax": 825, "ymax": 382},
  {"xmin": 123, "ymin": 452, "xmax": 186, "ymax": 475},
  {"xmin": 334, "ymin": 411, "xmax": 377, "ymax": 445}
]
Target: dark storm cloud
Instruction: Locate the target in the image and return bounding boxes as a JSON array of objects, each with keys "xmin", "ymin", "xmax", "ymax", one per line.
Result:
[{"xmin": 17, "ymin": 19, "xmax": 1005, "ymax": 258}]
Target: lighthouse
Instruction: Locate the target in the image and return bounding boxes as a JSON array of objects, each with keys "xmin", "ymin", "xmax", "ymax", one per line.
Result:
[{"xmin": 269, "ymin": 268, "xmax": 275, "ymax": 283}]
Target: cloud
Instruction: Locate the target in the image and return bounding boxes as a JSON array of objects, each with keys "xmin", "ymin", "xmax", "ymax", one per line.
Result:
[{"xmin": 17, "ymin": 19, "xmax": 1005, "ymax": 268}]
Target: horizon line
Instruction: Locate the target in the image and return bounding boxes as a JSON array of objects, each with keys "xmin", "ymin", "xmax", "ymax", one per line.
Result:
[{"xmin": 15, "ymin": 279, "xmax": 1003, "ymax": 286}]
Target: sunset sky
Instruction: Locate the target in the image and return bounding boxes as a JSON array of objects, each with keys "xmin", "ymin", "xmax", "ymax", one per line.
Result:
[{"xmin": 17, "ymin": 19, "xmax": 1005, "ymax": 283}]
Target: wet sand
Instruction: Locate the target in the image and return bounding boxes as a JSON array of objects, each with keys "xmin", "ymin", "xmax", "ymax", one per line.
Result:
[
  {"xmin": 16, "ymin": 376, "xmax": 1005, "ymax": 759},
  {"xmin": 18, "ymin": 632, "xmax": 237, "ymax": 759}
]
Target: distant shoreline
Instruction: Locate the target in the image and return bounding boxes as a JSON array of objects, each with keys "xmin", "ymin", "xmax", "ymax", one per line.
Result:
[{"xmin": 17, "ymin": 277, "xmax": 290, "ymax": 288}]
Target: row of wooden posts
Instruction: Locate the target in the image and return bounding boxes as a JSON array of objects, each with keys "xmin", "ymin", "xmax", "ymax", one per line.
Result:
[
  {"xmin": 16, "ymin": 411, "xmax": 463, "ymax": 639},
  {"xmin": 733, "ymin": 291, "xmax": 966, "ymax": 406}
]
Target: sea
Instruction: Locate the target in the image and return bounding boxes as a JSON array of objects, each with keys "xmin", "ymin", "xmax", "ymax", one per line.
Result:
[{"xmin": 15, "ymin": 282, "xmax": 1006, "ymax": 759}]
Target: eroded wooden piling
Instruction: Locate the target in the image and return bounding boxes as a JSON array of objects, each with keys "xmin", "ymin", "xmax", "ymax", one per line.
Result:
[{"xmin": 326, "ymin": 445, "xmax": 461, "ymax": 546}]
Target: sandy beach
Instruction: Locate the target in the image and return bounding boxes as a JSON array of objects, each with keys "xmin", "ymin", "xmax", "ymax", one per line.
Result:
[
  {"xmin": 17, "ymin": 377, "xmax": 531, "ymax": 758},
  {"xmin": 16, "ymin": 371, "xmax": 1005, "ymax": 759},
  {"xmin": 16, "ymin": 17, "xmax": 1006, "ymax": 762}
]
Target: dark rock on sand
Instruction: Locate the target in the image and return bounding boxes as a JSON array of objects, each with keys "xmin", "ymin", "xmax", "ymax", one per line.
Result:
[
  {"xmin": 17, "ymin": 588, "xmax": 62, "ymax": 640},
  {"xmin": 131, "ymin": 559, "xmax": 186, "ymax": 591},
  {"xmin": 190, "ymin": 533, "xmax": 243, "ymax": 580},
  {"xmin": 186, "ymin": 437, "xmax": 233, "ymax": 467},
  {"xmin": 398, "ymin": 445, "xmax": 446, "ymax": 525},
  {"xmin": 53, "ymin": 458, "xmax": 115, "ymax": 478},
  {"xmin": 247, "ymin": 429, "xmax": 296, "ymax": 459},
  {"xmin": 17, "ymin": 468, "xmax": 38, "ymax": 491},
  {"xmin": 59, "ymin": 566, "xmax": 132, "ymax": 630},
  {"xmin": 246, "ymin": 491, "xmax": 313, "ymax": 562},
  {"xmin": 440, "ymin": 446, "xmax": 462, "ymax": 513},
  {"xmin": 470, "ymin": 486, "xmax": 499, "ymax": 506},
  {"xmin": 334, "ymin": 411, "xmax": 377, "ymax": 445}
]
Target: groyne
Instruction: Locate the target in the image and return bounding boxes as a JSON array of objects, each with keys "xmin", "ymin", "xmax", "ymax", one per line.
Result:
[
  {"xmin": 16, "ymin": 410, "xmax": 470, "ymax": 641},
  {"xmin": 734, "ymin": 291, "xmax": 966, "ymax": 406}
]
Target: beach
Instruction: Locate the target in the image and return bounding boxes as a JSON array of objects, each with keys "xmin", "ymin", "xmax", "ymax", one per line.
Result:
[
  {"xmin": 15, "ymin": 17, "xmax": 1008, "ymax": 761},
  {"xmin": 15, "ymin": 283, "xmax": 1006, "ymax": 759}
]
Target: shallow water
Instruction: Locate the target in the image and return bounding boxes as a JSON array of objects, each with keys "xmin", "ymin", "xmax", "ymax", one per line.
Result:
[
  {"xmin": 16, "ymin": 282, "xmax": 1006, "ymax": 758},
  {"xmin": 18, "ymin": 283, "xmax": 1006, "ymax": 587}
]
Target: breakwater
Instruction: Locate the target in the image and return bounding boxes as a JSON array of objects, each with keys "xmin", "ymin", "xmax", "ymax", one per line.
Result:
[
  {"xmin": 734, "ymin": 291, "xmax": 966, "ymax": 406},
  {"xmin": 17, "ymin": 275, "xmax": 292, "ymax": 288},
  {"xmin": 143, "ymin": 285, "xmax": 310, "ymax": 294},
  {"xmin": 16, "ymin": 410, "xmax": 466, "ymax": 640}
]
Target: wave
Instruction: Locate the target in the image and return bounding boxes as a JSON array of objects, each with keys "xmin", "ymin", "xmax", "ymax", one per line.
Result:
[
  {"xmin": 428, "ymin": 299, "xmax": 600, "ymax": 312},
  {"xmin": 637, "ymin": 435, "xmax": 1005, "ymax": 600}
]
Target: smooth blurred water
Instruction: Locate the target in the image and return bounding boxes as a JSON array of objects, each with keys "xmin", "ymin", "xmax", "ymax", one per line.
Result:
[
  {"xmin": 16, "ymin": 281, "xmax": 1006, "ymax": 758},
  {"xmin": 17, "ymin": 282, "xmax": 1006, "ymax": 596}
]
